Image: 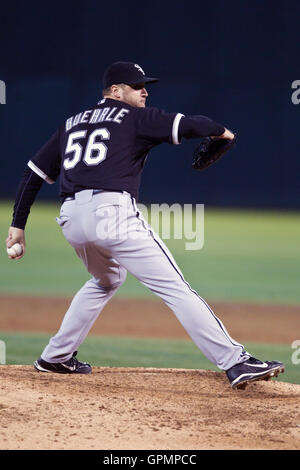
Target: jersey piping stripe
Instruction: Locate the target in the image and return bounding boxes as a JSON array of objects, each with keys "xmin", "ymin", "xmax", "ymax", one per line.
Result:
[
  {"xmin": 27, "ymin": 160, "xmax": 55, "ymax": 184},
  {"xmin": 172, "ymin": 113, "xmax": 184, "ymax": 145},
  {"xmin": 131, "ymin": 197, "xmax": 243, "ymax": 349}
]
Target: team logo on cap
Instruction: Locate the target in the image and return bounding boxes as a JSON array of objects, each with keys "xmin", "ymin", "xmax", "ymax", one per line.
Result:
[{"xmin": 134, "ymin": 64, "xmax": 145, "ymax": 75}]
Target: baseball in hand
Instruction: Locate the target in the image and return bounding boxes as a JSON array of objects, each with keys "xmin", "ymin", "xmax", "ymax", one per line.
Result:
[{"xmin": 7, "ymin": 243, "xmax": 23, "ymax": 258}]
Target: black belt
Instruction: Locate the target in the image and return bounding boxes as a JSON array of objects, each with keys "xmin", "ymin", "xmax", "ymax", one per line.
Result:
[{"xmin": 62, "ymin": 189, "xmax": 124, "ymax": 203}]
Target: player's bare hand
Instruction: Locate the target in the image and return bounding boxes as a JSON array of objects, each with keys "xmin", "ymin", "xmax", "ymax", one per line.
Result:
[
  {"xmin": 219, "ymin": 128, "xmax": 235, "ymax": 140},
  {"xmin": 6, "ymin": 226, "xmax": 26, "ymax": 260},
  {"xmin": 211, "ymin": 128, "xmax": 235, "ymax": 140}
]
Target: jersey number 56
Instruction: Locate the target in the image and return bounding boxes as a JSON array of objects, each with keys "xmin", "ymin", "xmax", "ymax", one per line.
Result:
[{"xmin": 63, "ymin": 128, "xmax": 110, "ymax": 170}]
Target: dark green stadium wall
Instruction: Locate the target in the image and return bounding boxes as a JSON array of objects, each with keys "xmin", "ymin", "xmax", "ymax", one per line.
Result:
[{"xmin": 0, "ymin": 0, "xmax": 299, "ymax": 208}]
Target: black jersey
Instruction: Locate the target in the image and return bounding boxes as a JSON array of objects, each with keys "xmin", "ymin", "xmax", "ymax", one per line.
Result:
[{"xmin": 28, "ymin": 98, "xmax": 184, "ymax": 200}]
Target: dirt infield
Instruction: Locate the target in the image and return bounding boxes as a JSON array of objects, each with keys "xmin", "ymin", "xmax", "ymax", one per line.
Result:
[
  {"xmin": 0, "ymin": 295, "xmax": 299, "ymax": 343},
  {"xmin": 0, "ymin": 366, "xmax": 299, "ymax": 450},
  {"xmin": 0, "ymin": 295, "xmax": 300, "ymax": 450}
]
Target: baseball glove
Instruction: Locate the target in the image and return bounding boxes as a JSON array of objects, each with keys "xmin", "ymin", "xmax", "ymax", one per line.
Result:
[{"xmin": 192, "ymin": 135, "xmax": 237, "ymax": 171}]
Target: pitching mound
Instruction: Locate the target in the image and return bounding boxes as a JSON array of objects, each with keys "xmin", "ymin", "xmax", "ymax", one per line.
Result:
[{"xmin": 0, "ymin": 366, "xmax": 299, "ymax": 450}]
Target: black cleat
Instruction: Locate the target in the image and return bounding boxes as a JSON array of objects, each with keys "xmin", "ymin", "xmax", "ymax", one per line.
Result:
[
  {"xmin": 226, "ymin": 356, "xmax": 284, "ymax": 390},
  {"xmin": 34, "ymin": 351, "xmax": 92, "ymax": 374}
]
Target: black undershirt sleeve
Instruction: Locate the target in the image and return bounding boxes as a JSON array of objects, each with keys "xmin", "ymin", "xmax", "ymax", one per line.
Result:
[
  {"xmin": 11, "ymin": 167, "xmax": 44, "ymax": 230},
  {"xmin": 178, "ymin": 115, "xmax": 225, "ymax": 140}
]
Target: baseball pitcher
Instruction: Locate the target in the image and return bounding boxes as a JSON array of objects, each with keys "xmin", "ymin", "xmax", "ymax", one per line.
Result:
[{"xmin": 6, "ymin": 62, "xmax": 284, "ymax": 389}]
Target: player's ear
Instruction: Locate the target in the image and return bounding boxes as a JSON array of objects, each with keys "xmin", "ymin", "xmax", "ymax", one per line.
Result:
[{"xmin": 111, "ymin": 84, "xmax": 122, "ymax": 100}]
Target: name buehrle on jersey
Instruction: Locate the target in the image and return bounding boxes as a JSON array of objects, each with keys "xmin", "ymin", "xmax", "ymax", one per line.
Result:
[{"xmin": 66, "ymin": 101, "xmax": 130, "ymax": 132}]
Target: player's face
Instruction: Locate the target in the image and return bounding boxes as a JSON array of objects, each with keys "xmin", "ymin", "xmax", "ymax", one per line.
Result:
[{"xmin": 120, "ymin": 84, "xmax": 148, "ymax": 107}]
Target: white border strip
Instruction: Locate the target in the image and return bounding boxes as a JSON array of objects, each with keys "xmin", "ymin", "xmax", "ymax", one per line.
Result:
[
  {"xmin": 172, "ymin": 113, "xmax": 184, "ymax": 145},
  {"xmin": 27, "ymin": 160, "xmax": 55, "ymax": 184}
]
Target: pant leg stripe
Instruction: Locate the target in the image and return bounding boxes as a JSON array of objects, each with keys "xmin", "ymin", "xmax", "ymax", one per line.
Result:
[{"xmin": 131, "ymin": 200, "xmax": 242, "ymax": 348}]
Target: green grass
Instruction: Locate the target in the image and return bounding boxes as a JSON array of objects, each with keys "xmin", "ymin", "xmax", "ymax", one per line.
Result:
[
  {"xmin": 0, "ymin": 332, "xmax": 299, "ymax": 384},
  {"xmin": 1, "ymin": 201, "xmax": 300, "ymax": 304}
]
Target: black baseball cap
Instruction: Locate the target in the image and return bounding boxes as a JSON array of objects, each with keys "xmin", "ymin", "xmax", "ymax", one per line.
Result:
[{"xmin": 103, "ymin": 62, "xmax": 159, "ymax": 88}]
